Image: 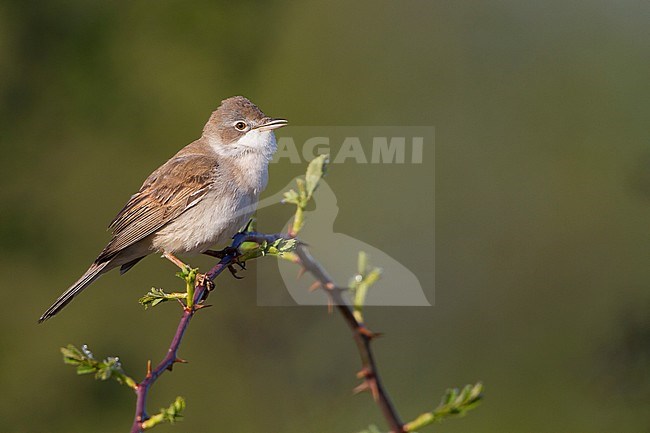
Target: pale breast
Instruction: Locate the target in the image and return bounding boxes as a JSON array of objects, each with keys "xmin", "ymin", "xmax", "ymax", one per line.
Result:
[
  {"xmin": 151, "ymin": 152, "xmax": 269, "ymax": 254},
  {"xmin": 151, "ymin": 188, "xmax": 257, "ymax": 253}
]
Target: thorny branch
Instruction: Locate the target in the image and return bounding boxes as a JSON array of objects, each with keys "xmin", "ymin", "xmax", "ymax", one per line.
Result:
[
  {"xmin": 131, "ymin": 232, "xmax": 285, "ymax": 433},
  {"xmin": 131, "ymin": 231, "xmax": 407, "ymax": 433},
  {"xmin": 293, "ymin": 243, "xmax": 406, "ymax": 433},
  {"xmin": 67, "ymin": 155, "xmax": 481, "ymax": 433}
]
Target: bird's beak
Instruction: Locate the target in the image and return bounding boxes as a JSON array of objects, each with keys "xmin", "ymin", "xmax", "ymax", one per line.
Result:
[{"xmin": 256, "ymin": 117, "xmax": 288, "ymax": 132}]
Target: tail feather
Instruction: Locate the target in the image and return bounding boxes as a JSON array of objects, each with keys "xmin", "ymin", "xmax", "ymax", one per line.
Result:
[{"xmin": 38, "ymin": 261, "xmax": 110, "ymax": 323}]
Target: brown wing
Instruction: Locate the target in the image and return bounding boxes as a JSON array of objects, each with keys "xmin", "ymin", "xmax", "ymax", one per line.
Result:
[{"xmin": 96, "ymin": 154, "xmax": 216, "ymax": 262}]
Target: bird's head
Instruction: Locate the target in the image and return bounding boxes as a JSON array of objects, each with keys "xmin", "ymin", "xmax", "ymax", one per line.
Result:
[{"xmin": 203, "ymin": 96, "xmax": 287, "ymax": 161}]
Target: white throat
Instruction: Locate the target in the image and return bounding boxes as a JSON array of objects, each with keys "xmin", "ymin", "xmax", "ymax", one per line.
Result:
[
  {"xmin": 209, "ymin": 129, "xmax": 277, "ymax": 163},
  {"xmin": 209, "ymin": 129, "xmax": 277, "ymax": 194}
]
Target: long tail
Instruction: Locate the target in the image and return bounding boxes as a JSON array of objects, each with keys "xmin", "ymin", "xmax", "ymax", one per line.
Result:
[{"xmin": 38, "ymin": 261, "xmax": 110, "ymax": 323}]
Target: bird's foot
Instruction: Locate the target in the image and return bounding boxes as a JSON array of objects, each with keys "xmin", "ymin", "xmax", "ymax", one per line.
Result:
[
  {"xmin": 203, "ymin": 247, "xmax": 247, "ymax": 279},
  {"xmin": 227, "ymin": 263, "xmax": 247, "ymax": 279},
  {"xmin": 203, "ymin": 246, "xmax": 240, "ymax": 259}
]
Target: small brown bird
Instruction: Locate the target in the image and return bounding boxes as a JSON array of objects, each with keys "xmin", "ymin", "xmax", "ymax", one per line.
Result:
[{"xmin": 39, "ymin": 96, "xmax": 287, "ymax": 322}]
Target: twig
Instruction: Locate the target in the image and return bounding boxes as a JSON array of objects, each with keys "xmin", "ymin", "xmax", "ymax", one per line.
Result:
[
  {"xmin": 130, "ymin": 232, "xmax": 284, "ymax": 433},
  {"xmin": 130, "ymin": 230, "xmax": 405, "ymax": 433},
  {"xmin": 294, "ymin": 244, "xmax": 405, "ymax": 433}
]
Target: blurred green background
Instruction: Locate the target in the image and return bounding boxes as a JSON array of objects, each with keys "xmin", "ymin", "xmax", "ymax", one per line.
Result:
[{"xmin": 2, "ymin": 1, "xmax": 650, "ymax": 432}]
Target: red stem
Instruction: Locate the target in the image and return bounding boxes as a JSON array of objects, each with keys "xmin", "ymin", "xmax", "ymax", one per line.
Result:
[
  {"xmin": 129, "ymin": 232, "xmax": 404, "ymax": 433},
  {"xmin": 295, "ymin": 244, "xmax": 405, "ymax": 433},
  {"xmin": 130, "ymin": 233, "xmax": 282, "ymax": 433}
]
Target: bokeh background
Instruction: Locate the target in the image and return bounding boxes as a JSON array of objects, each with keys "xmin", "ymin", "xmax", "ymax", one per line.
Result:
[{"xmin": 1, "ymin": 1, "xmax": 650, "ymax": 432}]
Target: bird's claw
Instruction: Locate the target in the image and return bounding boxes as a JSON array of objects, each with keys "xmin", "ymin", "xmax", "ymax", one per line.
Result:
[
  {"xmin": 228, "ymin": 264, "xmax": 245, "ymax": 279},
  {"xmin": 204, "ymin": 247, "xmax": 247, "ymax": 279}
]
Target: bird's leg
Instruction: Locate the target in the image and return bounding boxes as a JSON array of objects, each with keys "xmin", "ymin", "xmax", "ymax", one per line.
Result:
[{"xmin": 162, "ymin": 252, "xmax": 190, "ymax": 270}]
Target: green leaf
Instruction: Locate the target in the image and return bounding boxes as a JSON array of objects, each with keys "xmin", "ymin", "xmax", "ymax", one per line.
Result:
[
  {"xmin": 305, "ymin": 154, "xmax": 329, "ymax": 198},
  {"xmin": 237, "ymin": 237, "xmax": 297, "ymax": 262},
  {"xmin": 403, "ymin": 382, "xmax": 483, "ymax": 432},
  {"xmin": 76, "ymin": 365, "xmax": 97, "ymax": 375},
  {"xmin": 141, "ymin": 396, "xmax": 186, "ymax": 430},
  {"xmin": 175, "ymin": 266, "xmax": 198, "ymax": 283},
  {"xmin": 296, "ymin": 177, "xmax": 307, "ymax": 200},
  {"xmin": 139, "ymin": 288, "xmax": 187, "ymax": 309},
  {"xmin": 269, "ymin": 238, "xmax": 298, "ymax": 255},
  {"xmin": 60, "ymin": 344, "xmax": 137, "ymax": 389},
  {"xmin": 282, "ymin": 189, "xmax": 300, "ymax": 205},
  {"xmin": 283, "ymin": 155, "xmax": 330, "ymax": 236},
  {"xmin": 61, "ymin": 345, "xmax": 85, "ymax": 364}
]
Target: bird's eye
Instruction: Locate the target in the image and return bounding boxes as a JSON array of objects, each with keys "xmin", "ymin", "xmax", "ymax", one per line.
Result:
[{"xmin": 234, "ymin": 121, "xmax": 247, "ymax": 131}]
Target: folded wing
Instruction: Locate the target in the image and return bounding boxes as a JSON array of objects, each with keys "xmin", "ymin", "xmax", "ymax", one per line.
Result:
[{"xmin": 96, "ymin": 154, "xmax": 217, "ymax": 262}]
